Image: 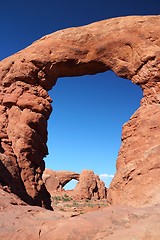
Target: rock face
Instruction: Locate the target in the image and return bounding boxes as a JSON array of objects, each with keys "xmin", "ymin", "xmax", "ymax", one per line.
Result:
[
  {"xmin": 0, "ymin": 15, "xmax": 160, "ymax": 208},
  {"xmin": 43, "ymin": 169, "xmax": 79, "ymax": 192},
  {"xmin": 0, "ymin": 83, "xmax": 52, "ymax": 209},
  {"xmin": 43, "ymin": 169, "xmax": 107, "ymax": 200},
  {"xmin": 108, "ymin": 104, "xmax": 160, "ymax": 206},
  {"xmin": 74, "ymin": 170, "xmax": 107, "ymax": 200}
]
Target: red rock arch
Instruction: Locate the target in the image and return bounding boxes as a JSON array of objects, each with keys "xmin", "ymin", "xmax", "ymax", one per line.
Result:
[
  {"xmin": 42, "ymin": 169, "xmax": 80, "ymax": 192},
  {"xmin": 0, "ymin": 16, "xmax": 160, "ymax": 208}
]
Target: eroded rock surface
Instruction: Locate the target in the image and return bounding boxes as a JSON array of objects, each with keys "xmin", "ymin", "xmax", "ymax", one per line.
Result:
[
  {"xmin": 43, "ymin": 169, "xmax": 79, "ymax": 192},
  {"xmin": 0, "ymin": 82, "xmax": 52, "ymax": 209},
  {"xmin": 0, "ymin": 15, "xmax": 160, "ymax": 208},
  {"xmin": 108, "ymin": 104, "xmax": 160, "ymax": 206},
  {"xmin": 43, "ymin": 169, "xmax": 107, "ymax": 200},
  {"xmin": 74, "ymin": 169, "xmax": 107, "ymax": 200},
  {"xmin": 0, "ymin": 186, "xmax": 160, "ymax": 240}
]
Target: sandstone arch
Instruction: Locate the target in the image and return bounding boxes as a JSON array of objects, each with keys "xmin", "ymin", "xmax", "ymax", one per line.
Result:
[
  {"xmin": 43, "ymin": 169, "xmax": 107, "ymax": 200},
  {"xmin": 42, "ymin": 169, "xmax": 80, "ymax": 192},
  {"xmin": 0, "ymin": 16, "xmax": 160, "ymax": 208}
]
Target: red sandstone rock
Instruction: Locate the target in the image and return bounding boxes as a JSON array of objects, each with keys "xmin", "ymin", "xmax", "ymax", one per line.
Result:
[
  {"xmin": 108, "ymin": 104, "xmax": 160, "ymax": 206},
  {"xmin": 0, "ymin": 186, "xmax": 160, "ymax": 240},
  {"xmin": 0, "ymin": 82, "xmax": 52, "ymax": 209},
  {"xmin": 43, "ymin": 169, "xmax": 107, "ymax": 200},
  {"xmin": 74, "ymin": 169, "xmax": 107, "ymax": 200},
  {"xmin": 43, "ymin": 169, "xmax": 79, "ymax": 192},
  {"xmin": 0, "ymin": 16, "xmax": 160, "ymax": 208}
]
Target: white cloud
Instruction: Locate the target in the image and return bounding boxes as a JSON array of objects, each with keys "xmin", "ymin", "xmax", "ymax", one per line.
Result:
[
  {"xmin": 99, "ymin": 173, "xmax": 114, "ymax": 187},
  {"xmin": 99, "ymin": 173, "xmax": 114, "ymax": 179}
]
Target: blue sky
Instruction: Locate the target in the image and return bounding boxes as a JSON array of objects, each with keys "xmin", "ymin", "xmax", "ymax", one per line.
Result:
[{"xmin": 0, "ymin": 1, "xmax": 159, "ymax": 188}]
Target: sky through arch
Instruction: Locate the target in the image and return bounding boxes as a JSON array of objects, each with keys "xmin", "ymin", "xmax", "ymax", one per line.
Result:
[
  {"xmin": 64, "ymin": 179, "xmax": 79, "ymax": 191},
  {"xmin": 45, "ymin": 71, "xmax": 143, "ymax": 187}
]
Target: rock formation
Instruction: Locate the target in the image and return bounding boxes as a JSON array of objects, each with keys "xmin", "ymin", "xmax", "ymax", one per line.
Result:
[
  {"xmin": 42, "ymin": 169, "xmax": 79, "ymax": 192},
  {"xmin": 0, "ymin": 185, "xmax": 160, "ymax": 240},
  {"xmin": 43, "ymin": 169, "xmax": 107, "ymax": 200},
  {"xmin": 108, "ymin": 104, "xmax": 160, "ymax": 206},
  {"xmin": 0, "ymin": 83, "xmax": 52, "ymax": 209},
  {"xmin": 0, "ymin": 16, "xmax": 160, "ymax": 208},
  {"xmin": 74, "ymin": 169, "xmax": 107, "ymax": 200},
  {"xmin": 0, "ymin": 183, "xmax": 160, "ymax": 240}
]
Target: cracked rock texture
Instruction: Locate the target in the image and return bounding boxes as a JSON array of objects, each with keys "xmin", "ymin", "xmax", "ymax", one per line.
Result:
[{"xmin": 0, "ymin": 15, "xmax": 160, "ymax": 208}]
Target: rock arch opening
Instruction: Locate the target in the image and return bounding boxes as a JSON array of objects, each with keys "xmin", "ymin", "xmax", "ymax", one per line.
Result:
[
  {"xmin": 46, "ymin": 71, "xmax": 142, "ymax": 188},
  {"xmin": 0, "ymin": 16, "xmax": 159, "ymax": 209},
  {"xmin": 64, "ymin": 179, "xmax": 79, "ymax": 190}
]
